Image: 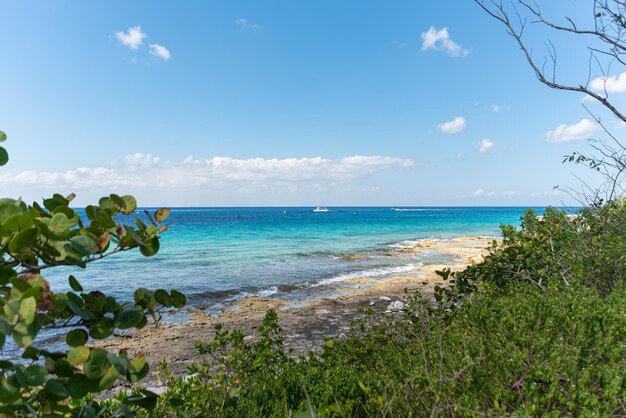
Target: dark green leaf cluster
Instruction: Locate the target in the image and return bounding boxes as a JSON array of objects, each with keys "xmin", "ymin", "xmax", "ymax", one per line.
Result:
[
  {"xmin": 0, "ymin": 131, "xmax": 7, "ymax": 167},
  {"xmin": 446, "ymin": 204, "xmax": 626, "ymax": 299},
  {"xmin": 0, "ymin": 132, "xmax": 186, "ymax": 416},
  {"xmin": 0, "ymin": 203, "xmax": 185, "ymax": 414},
  {"xmin": 150, "ymin": 284, "xmax": 626, "ymax": 417}
]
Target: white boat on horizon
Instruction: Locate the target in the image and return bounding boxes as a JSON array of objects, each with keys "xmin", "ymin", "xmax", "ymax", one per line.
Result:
[{"xmin": 313, "ymin": 207, "xmax": 328, "ymax": 212}]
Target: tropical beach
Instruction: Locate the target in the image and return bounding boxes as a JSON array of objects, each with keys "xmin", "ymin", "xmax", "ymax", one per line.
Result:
[
  {"xmin": 2, "ymin": 1, "xmax": 626, "ymax": 416},
  {"xmin": 94, "ymin": 234, "xmax": 495, "ymax": 386}
]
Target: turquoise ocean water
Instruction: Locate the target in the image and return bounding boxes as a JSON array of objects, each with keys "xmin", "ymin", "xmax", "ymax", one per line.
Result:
[
  {"xmin": 4, "ymin": 206, "xmax": 561, "ymax": 357},
  {"xmin": 45, "ymin": 206, "xmax": 547, "ymax": 310}
]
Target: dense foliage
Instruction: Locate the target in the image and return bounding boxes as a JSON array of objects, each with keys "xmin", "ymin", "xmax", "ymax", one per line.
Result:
[
  {"xmin": 456, "ymin": 205, "xmax": 626, "ymax": 295},
  {"xmin": 0, "ymin": 132, "xmax": 186, "ymax": 416},
  {"xmin": 148, "ymin": 205, "xmax": 626, "ymax": 417}
]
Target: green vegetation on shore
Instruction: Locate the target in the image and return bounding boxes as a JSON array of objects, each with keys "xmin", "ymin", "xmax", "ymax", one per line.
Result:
[
  {"xmin": 143, "ymin": 205, "xmax": 626, "ymax": 417},
  {"xmin": 4, "ymin": 1, "xmax": 626, "ymax": 415}
]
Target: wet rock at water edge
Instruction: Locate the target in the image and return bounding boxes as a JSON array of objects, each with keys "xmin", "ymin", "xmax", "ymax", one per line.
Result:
[{"xmin": 385, "ymin": 301, "xmax": 405, "ymax": 312}]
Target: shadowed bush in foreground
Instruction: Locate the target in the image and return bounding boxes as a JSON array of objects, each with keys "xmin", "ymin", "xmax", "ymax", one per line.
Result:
[{"xmin": 147, "ymin": 205, "xmax": 626, "ymax": 417}]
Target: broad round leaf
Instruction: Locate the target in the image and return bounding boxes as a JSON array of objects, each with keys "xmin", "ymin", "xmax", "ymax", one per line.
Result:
[
  {"xmin": 128, "ymin": 355, "xmax": 149, "ymax": 383},
  {"xmin": 67, "ymin": 346, "xmax": 90, "ymax": 366},
  {"xmin": 48, "ymin": 212, "xmax": 69, "ymax": 233},
  {"xmin": 140, "ymin": 237, "xmax": 160, "ymax": 257},
  {"xmin": 54, "ymin": 359, "xmax": 74, "ymax": 377},
  {"xmin": 99, "ymin": 365, "xmax": 120, "ymax": 390},
  {"xmin": 66, "ymin": 329, "xmax": 88, "ymax": 347},
  {"xmin": 89, "ymin": 318, "xmax": 115, "ymax": 339},
  {"xmin": 12, "ymin": 320, "xmax": 38, "ymax": 348},
  {"xmin": 3, "ymin": 211, "xmax": 34, "ymax": 233},
  {"xmin": 0, "ymin": 130, "xmax": 6, "ymax": 142},
  {"xmin": 97, "ymin": 232, "xmax": 110, "ymax": 252},
  {"xmin": 98, "ymin": 196, "xmax": 115, "ymax": 210},
  {"xmin": 0, "ymin": 375, "xmax": 20, "ymax": 403},
  {"xmin": 115, "ymin": 306, "xmax": 144, "ymax": 329},
  {"xmin": 120, "ymin": 195, "xmax": 137, "ymax": 214},
  {"xmin": 170, "ymin": 290, "xmax": 187, "ymax": 308},
  {"xmin": 84, "ymin": 348, "xmax": 110, "ymax": 379},
  {"xmin": 8, "ymin": 228, "xmax": 37, "ymax": 253},
  {"xmin": 154, "ymin": 208, "xmax": 171, "ymax": 223},
  {"xmin": 67, "ymin": 374, "xmax": 88, "ymax": 399},
  {"xmin": 107, "ymin": 353, "xmax": 130, "ymax": 375},
  {"xmin": 18, "ymin": 296, "xmax": 36, "ymax": 325},
  {"xmin": 23, "ymin": 365, "xmax": 49, "ymax": 386},
  {"xmin": 0, "ymin": 147, "xmax": 8, "ymax": 166},
  {"xmin": 154, "ymin": 289, "xmax": 171, "ymax": 306},
  {"xmin": 68, "ymin": 275, "xmax": 83, "ymax": 292},
  {"xmin": 44, "ymin": 379, "xmax": 70, "ymax": 400},
  {"xmin": 70, "ymin": 234, "xmax": 99, "ymax": 256},
  {"xmin": 134, "ymin": 288, "xmax": 156, "ymax": 309}
]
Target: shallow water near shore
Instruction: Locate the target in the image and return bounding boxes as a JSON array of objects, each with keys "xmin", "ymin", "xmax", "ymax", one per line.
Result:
[
  {"xmin": 43, "ymin": 206, "xmax": 544, "ymax": 305},
  {"xmin": 2, "ymin": 206, "xmax": 564, "ymax": 359}
]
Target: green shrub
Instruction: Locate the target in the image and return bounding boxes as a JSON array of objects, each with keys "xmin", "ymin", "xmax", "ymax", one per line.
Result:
[
  {"xmin": 152, "ymin": 284, "xmax": 626, "ymax": 417},
  {"xmin": 440, "ymin": 204, "xmax": 626, "ymax": 302},
  {"xmin": 0, "ymin": 131, "xmax": 186, "ymax": 416},
  {"xmin": 149, "ymin": 203, "xmax": 626, "ymax": 417}
]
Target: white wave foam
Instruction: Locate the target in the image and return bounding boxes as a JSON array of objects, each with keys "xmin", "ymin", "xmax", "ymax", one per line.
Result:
[
  {"xmin": 388, "ymin": 237, "xmax": 446, "ymax": 249},
  {"xmin": 257, "ymin": 286, "xmax": 280, "ymax": 297},
  {"xmin": 228, "ymin": 286, "xmax": 280, "ymax": 301},
  {"xmin": 391, "ymin": 208, "xmax": 442, "ymax": 211},
  {"xmin": 311, "ymin": 263, "xmax": 424, "ymax": 287},
  {"xmin": 389, "ymin": 240, "xmax": 422, "ymax": 249}
]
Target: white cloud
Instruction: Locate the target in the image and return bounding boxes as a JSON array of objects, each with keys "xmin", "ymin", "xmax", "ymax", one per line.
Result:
[
  {"xmin": 456, "ymin": 153, "xmax": 464, "ymax": 160},
  {"xmin": 115, "ymin": 26, "xmax": 147, "ymax": 50},
  {"xmin": 530, "ymin": 191, "xmax": 547, "ymax": 197},
  {"xmin": 503, "ymin": 191, "xmax": 516, "ymax": 196},
  {"xmin": 0, "ymin": 154, "xmax": 413, "ymax": 192},
  {"xmin": 479, "ymin": 138, "xmax": 494, "ymax": 154},
  {"xmin": 235, "ymin": 18, "xmax": 260, "ymax": 30},
  {"xmin": 149, "ymin": 44, "xmax": 171, "ymax": 60},
  {"xmin": 545, "ymin": 118, "xmax": 598, "ymax": 143},
  {"xmin": 438, "ymin": 116, "xmax": 466, "ymax": 134},
  {"xmin": 589, "ymin": 72, "xmax": 626, "ymax": 94},
  {"xmin": 473, "ymin": 188, "xmax": 495, "ymax": 197},
  {"xmin": 492, "ymin": 104, "xmax": 501, "ymax": 113},
  {"xmin": 421, "ymin": 26, "xmax": 468, "ymax": 57}
]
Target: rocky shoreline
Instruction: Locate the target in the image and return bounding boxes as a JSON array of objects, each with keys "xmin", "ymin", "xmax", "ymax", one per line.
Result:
[{"xmin": 94, "ymin": 236, "xmax": 495, "ymax": 394}]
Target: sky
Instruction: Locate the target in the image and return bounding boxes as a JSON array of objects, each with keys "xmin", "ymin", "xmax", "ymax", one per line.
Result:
[{"xmin": 0, "ymin": 0, "xmax": 624, "ymax": 207}]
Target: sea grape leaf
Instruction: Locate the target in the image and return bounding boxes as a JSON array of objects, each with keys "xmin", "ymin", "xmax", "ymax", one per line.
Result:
[
  {"xmin": 67, "ymin": 346, "xmax": 90, "ymax": 366},
  {"xmin": 85, "ymin": 349, "xmax": 110, "ymax": 379},
  {"xmin": 115, "ymin": 306, "xmax": 144, "ymax": 329},
  {"xmin": 170, "ymin": 290, "xmax": 186, "ymax": 308},
  {"xmin": 154, "ymin": 208, "xmax": 170, "ymax": 223},
  {"xmin": 66, "ymin": 329, "xmax": 88, "ymax": 347}
]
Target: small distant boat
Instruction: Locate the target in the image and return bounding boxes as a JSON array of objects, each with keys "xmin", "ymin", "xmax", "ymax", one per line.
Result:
[{"xmin": 313, "ymin": 207, "xmax": 328, "ymax": 212}]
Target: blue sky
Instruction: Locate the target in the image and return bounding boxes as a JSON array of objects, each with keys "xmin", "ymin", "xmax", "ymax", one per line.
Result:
[{"xmin": 0, "ymin": 1, "xmax": 621, "ymax": 206}]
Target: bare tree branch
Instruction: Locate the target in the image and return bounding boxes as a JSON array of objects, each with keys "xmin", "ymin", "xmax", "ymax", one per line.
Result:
[{"xmin": 475, "ymin": 0, "xmax": 626, "ymax": 122}]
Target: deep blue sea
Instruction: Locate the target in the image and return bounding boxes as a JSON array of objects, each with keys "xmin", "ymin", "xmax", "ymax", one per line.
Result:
[{"xmin": 44, "ymin": 206, "xmax": 548, "ymax": 311}]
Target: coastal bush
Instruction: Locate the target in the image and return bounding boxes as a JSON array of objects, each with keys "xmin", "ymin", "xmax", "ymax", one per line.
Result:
[
  {"xmin": 147, "ymin": 202, "xmax": 626, "ymax": 417},
  {"xmin": 0, "ymin": 131, "xmax": 185, "ymax": 416},
  {"xmin": 151, "ymin": 283, "xmax": 626, "ymax": 417},
  {"xmin": 441, "ymin": 204, "xmax": 626, "ymax": 302}
]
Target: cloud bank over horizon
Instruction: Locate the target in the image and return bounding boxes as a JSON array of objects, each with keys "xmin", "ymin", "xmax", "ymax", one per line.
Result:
[{"xmin": 0, "ymin": 154, "xmax": 414, "ymax": 205}]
